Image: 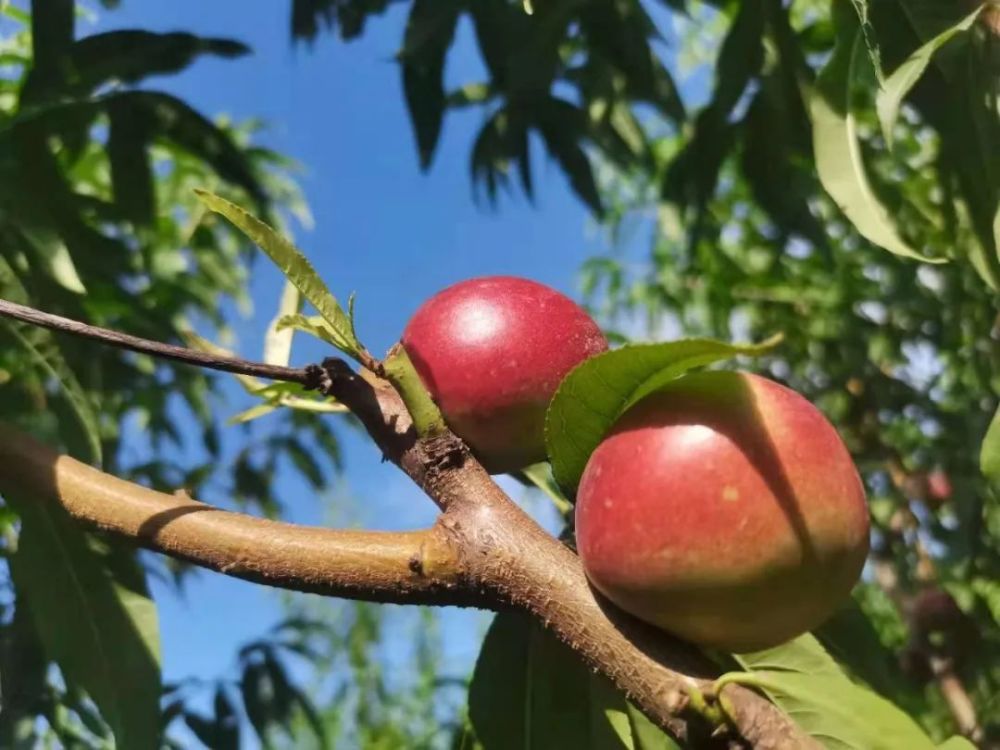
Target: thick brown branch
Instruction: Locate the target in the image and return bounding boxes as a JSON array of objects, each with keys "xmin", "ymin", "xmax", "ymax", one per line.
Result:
[
  {"xmin": 312, "ymin": 359, "xmax": 820, "ymax": 749},
  {"xmin": 0, "ymin": 300, "xmax": 815, "ymax": 748},
  {"xmin": 0, "ymin": 425, "xmax": 472, "ymax": 607},
  {"xmin": 0, "ymin": 298, "xmax": 310, "ymax": 384}
]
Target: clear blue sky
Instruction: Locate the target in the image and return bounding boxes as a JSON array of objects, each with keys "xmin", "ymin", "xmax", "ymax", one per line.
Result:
[{"xmin": 85, "ymin": 0, "xmax": 615, "ymax": 722}]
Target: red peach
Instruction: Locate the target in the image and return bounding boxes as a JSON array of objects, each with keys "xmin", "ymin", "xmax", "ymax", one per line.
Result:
[
  {"xmin": 576, "ymin": 371, "xmax": 870, "ymax": 652},
  {"xmin": 926, "ymin": 469, "xmax": 952, "ymax": 505},
  {"xmin": 402, "ymin": 276, "xmax": 607, "ymax": 473}
]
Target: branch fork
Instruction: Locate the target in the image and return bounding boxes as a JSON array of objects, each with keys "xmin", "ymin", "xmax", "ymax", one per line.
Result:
[{"xmin": 0, "ymin": 299, "xmax": 818, "ymax": 749}]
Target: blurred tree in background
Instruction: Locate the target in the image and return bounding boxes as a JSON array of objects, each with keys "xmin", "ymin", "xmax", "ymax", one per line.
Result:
[
  {"xmin": 292, "ymin": 0, "xmax": 1000, "ymax": 743},
  {"xmin": 1, "ymin": 0, "xmax": 998, "ymax": 747}
]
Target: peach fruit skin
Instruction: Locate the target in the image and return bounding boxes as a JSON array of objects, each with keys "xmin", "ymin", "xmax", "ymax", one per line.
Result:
[
  {"xmin": 575, "ymin": 371, "xmax": 870, "ymax": 652},
  {"xmin": 401, "ymin": 276, "xmax": 608, "ymax": 474}
]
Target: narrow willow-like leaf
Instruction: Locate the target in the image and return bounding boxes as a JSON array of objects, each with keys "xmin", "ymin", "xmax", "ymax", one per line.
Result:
[
  {"xmin": 810, "ymin": 18, "xmax": 941, "ymax": 263},
  {"xmin": 181, "ymin": 330, "xmax": 346, "ymax": 419},
  {"xmin": 545, "ymin": 336, "xmax": 781, "ymax": 494},
  {"xmin": 19, "ymin": 224, "xmax": 87, "ymax": 293},
  {"xmin": 227, "ymin": 402, "xmax": 279, "ymax": 425},
  {"xmin": 193, "ymin": 189, "xmax": 363, "ymax": 360},
  {"xmin": 994, "ymin": 202, "xmax": 1000, "ymax": 264},
  {"xmin": 848, "ymin": 0, "xmax": 883, "ymax": 83},
  {"xmin": 981, "ymin": 404, "xmax": 1000, "ymax": 483},
  {"xmin": 876, "ymin": 5, "xmax": 983, "ymax": 148},
  {"xmin": 180, "ymin": 330, "xmax": 263, "ymax": 392},
  {"xmin": 4, "ymin": 322, "xmax": 101, "ymax": 463},
  {"xmin": 275, "ymin": 313, "xmax": 350, "ymax": 351},
  {"xmin": 263, "ymin": 280, "xmax": 300, "ymax": 366},
  {"xmin": 723, "ymin": 634, "xmax": 935, "ymax": 749},
  {"xmin": 8, "ymin": 494, "xmax": 161, "ymax": 749}
]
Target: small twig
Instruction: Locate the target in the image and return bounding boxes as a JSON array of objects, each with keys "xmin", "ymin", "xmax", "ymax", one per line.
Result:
[
  {"xmin": 0, "ymin": 298, "xmax": 310, "ymax": 384},
  {"xmin": 931, "ymin": 657, "xmax": 982, "ymax": 743}
]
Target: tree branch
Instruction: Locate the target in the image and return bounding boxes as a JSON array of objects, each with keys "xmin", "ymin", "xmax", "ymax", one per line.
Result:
[
  {"xmin": 310, "ymin": 357, "xmax": 820, "ymax": 749},
  {"xmin": 0, "ymin": 425, "xmax": 472, "ymax": 607},
  {"xmin": 0, "ymin": 298, "xmax": 310, "ymax": 384},
  {"xmin": 0, "ymin": 301, "xmax": 818, "ymax": 748}
]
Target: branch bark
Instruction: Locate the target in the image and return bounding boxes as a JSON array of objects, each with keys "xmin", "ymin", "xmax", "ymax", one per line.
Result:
[
  {"xmin": 0, "ymin": 426, "xmax": 471, "ymax": 607},
  {"xmin": 311, "ymin": 357, "xmax": 819, "ymax": 749}
]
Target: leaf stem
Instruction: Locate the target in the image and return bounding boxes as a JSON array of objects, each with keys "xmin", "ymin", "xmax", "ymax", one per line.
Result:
[{"xmin": 382, "ymin": 344, "xmax": 447, "ymax": 437}]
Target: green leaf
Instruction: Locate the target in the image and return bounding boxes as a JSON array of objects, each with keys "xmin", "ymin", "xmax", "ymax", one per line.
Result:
[
  {"xmin": 875, "ymin": 5, "xmax": 982, "ymax": 149},
  {"xmin": 7, "ymin": 494, "xmax": 160, "ymax": 749},
  {"xmin": 137, "ymin": 92, "xmax": 265, "ymax": 205},
  {"xmin": 513, "ymin": 463, "xmax": 572, "ymax": 515},
  {"xmin": 275, "ymin": 313, "xmax": 350, "ymax": 351},
  {"xmin": 625, "ymin": 703, "xmax": 680, "ymax": 750},
  {"xmin": 810, "ymin": 13, "xmax": 942, "ymax": 264},
  {"xmin": 981, "ymin": 403, "xmax": 1000, "ymax": 483},
  {"xmin": 107, "ymin": 95, "xmax": 155, "ymax": 226},
  {"xmin": 228, "ymin": 402, "xmax": 279, "ymax": 426},
  {"xmin": 534, "ymin": 98, "xmax": 603, "ymax": 217},
  {"xmin": 847, "ymin": 0, "xmax": 883, "ymax": 83},
  {"xmin": 18, "ymin": 223, "xmax": 87, "ymax": 294},
  {"xmin": 194, "ymin": 189, "xmax": 364, "ymax": 360},
  {"xmin": 545, "ymin": 336, "xmax": 781, "ymax": 494},
  {"xmin": 180, "ymin": 330, "xmax": 265, "ymax": 393},
  {"xmin": 212, "ymin": 686, "xmax": 240, "ymax": 750},
  {"xmin": 240, "ymin": 662, "xmax": 273, "ymax": 745},
  {"xmin": 937, "ymin": 737, "xmax": 977, "ymax": 750},
  {"xmin": 281, "ymin": 437, "xmax": 325, "ymax": 489},
  {"xmin": 3, "ymin": 322, "xmax": 101, "ymax": 464},
  {"xmin": 400, "ymin": 0, "xmax": 460, "ymax": 168},
  {"xmin": 469, "ymin": 612, "xmax": 638, "ymax": 749},
  {"xmin": 264, "ymin": 280, "xmax": 301, "ymax": 366},
  {"xmin": 69, "ymin": 30, "xmax": 249, "ymax": 93},
  {"xmin": 813, "ymin": 599, "xmax": 914, "ymax": 701},
  {"xmin": 722, "ymin": 634, "xmax": 934, "ymax": 750},
  {"xmin": 30, "ymin": 0, "xmax": 73, "ymax": 78}
]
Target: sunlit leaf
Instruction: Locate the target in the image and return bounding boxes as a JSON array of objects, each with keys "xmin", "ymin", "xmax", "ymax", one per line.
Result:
[
  {"xmin": 981, "ymin": 403, "xmax": 1000, "ymax": 484},
  {"xmin": 545, "ymin": 336, "xmax": 781, "ymax": 494},
  {"xmin": 513, "ymin": 463, "xmax": 572, "ymax": 515},
  {"xmin": 264, "ymin": 280, "xmax": 301, "ymax": 366},
  {"xmin": 18, "ymin": 224, "xmax": 86, "ymax": 294},
  {"xmin": 810, "ymin": 11, "xmax": 941, "ymax": 264},
  {"xmin": 722, "ymin": 634, "xmax": 935, "ymax": 750},
  {"xmin": 937, "ymin": 736, "xmax": 978, "ymax": 749},
  {"xmin": 275, "ymin": 313, "xmax": 349, "ymax": 351},
  {"xmin": 194, "ymin": 189, "xmax": 364, "ymax": 360},
  {"xmin": 875, "ymin": 5, "xmax": 982, "ymax": 149},
  {"xmin": 228, "ymin": 402, "xmax": 280, "ymax": 425}
]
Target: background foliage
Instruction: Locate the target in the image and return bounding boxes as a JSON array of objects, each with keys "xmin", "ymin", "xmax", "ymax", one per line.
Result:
[{"xmin": 0, "ymin": 0, "xmax": 998, "ymax": 747}]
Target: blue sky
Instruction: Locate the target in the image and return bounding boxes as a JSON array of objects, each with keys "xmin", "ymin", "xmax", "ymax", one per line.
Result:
[{"xmin": 82, "ymin": 0, "xmax": 618, "ymax": 721}]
